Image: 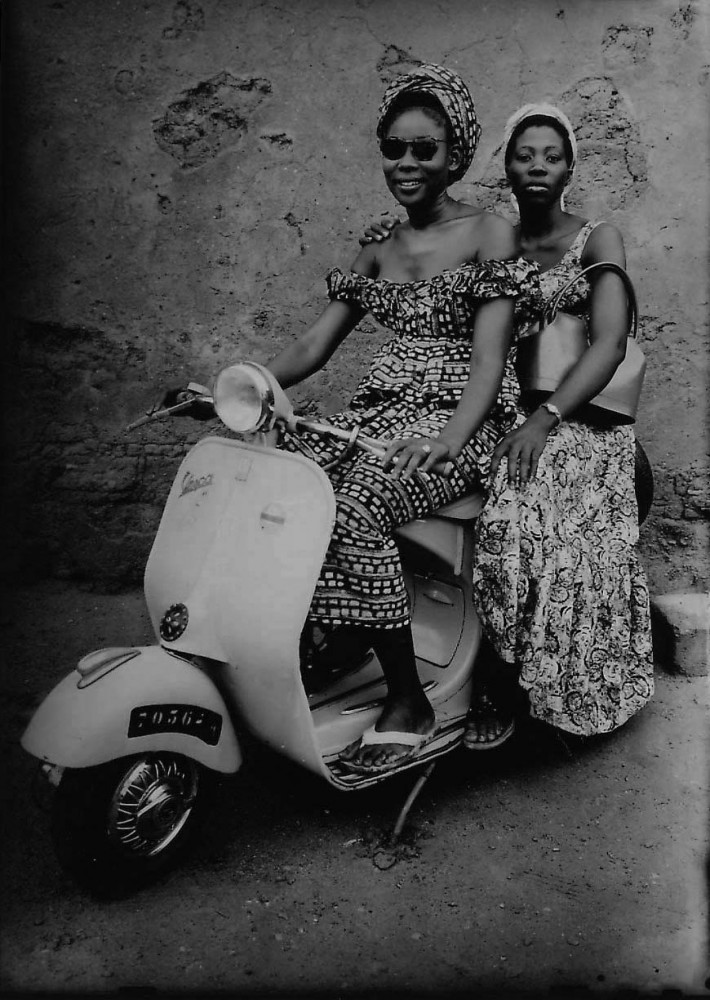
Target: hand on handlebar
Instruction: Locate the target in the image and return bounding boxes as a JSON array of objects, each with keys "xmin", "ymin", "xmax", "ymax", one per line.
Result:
[
  {"xmin": 159, "ymin": 385, "xmax": 215, "ymax": 421},
  {"xmin": 126, "ymin": 383, "xmax": 215, "ymax": 431},
  {"xmin": 383, "ymin": 437, "xmax": 454, "ymax": 481}
]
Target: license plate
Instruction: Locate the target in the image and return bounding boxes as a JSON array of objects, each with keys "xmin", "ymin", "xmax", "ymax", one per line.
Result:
[{"xmin": 128, "ymin": 704, "xmax": 222, "ymax": 745}]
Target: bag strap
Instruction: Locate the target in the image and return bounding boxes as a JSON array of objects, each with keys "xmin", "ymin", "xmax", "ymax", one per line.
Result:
[{"xmin": 543, "ymin": 260, "xmax": 638, "ymax": 339}]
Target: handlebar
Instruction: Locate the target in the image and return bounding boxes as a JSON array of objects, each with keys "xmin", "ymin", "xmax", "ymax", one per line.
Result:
[
  {"xmin": 125, "ymin": 383, "xmax": 213, "ymax": 431},
  {"xmin": 293, "ymin": 416, "xmax": 385, "ymax": 457},
  {"xmin": 292, "ymin": 417, "xmax": 452, "ymax": 475},
  {"xmin": 127, "ymin": 386, "xmax": 453, "ymax": 476},
  {"xmin": 125, "ymin": 397, "xmax": 213, "ymax": 431}
]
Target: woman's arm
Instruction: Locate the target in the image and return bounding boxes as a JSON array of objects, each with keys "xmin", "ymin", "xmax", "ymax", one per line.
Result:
[
  {"xmin": 535, "ymin": 222, "xmax": 628, "ymax": 417},
  {"xmin": 438, "ymin": 297, "xmax": 516, "ymax": 452},
  {"xmin": 266, "ymin": 299, "xmax": 364, "ymax": 390},
  {"xmin": 437, "ymin": 215, "xmax": 519, "ymax": 450},
  {"xmin": 266, "ymin": 244, "xmax": 377, "ymax": 390},
  {"xmin": 492, "ymin": 222, "xmax": 631, "ymax": 485},
  {"xmin": 385, "ymin": 216, "xmax": 518, "ymax": 479}
]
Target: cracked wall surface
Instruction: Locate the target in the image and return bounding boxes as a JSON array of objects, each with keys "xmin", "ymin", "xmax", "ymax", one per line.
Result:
[{"xmin": 3, "ymin": 0, "xmax": 708, "ymax": 592}]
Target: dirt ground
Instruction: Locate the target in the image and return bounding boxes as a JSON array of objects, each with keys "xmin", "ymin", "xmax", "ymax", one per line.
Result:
[{"xmin": 0, "ymin": 580, "xmax": 708, "ymax": 998}]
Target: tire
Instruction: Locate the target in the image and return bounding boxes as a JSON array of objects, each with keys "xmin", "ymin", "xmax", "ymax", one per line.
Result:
[
  {"xmin": 634, "ymin": 439, "xmax": 654, "ymax": 526},
  {"xmin": 51, "ymin": 753, "xmax": 213, "ymax": 896}
]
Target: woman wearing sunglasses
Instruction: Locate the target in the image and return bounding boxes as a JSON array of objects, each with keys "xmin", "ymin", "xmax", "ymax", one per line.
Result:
[
  {"xmin": 261, "ymin": 64, "xmax": 537, "ymax": 773},
  {"xmin": 361, "ymin": 102, "xmax": 654, "ymax": 749}
]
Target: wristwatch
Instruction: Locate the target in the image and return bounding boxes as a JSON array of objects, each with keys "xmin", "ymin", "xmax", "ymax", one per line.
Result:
[{"xmin": 540, "ymin": 401, "xmax": 562, "ymax": 426}]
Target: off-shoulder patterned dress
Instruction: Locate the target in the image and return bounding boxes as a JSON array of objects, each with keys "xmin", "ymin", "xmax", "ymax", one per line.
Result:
[
  {"xmin": 472, "ymin": 222, "xmax": 654, "ymax": 735},
  {"xmin": 281, "ymin": 258, "xmax": 537, "ymax": 630}
]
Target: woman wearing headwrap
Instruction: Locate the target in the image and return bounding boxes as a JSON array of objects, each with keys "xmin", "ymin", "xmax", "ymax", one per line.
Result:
[
  {"xmin": 464, "ymin": 103, "xmax": 654, "ymax": 745},
  {"xmin": 261, "ymin": 65, "xmax": 536, "ymax": 772},
  {"xmin": 361, "ymin": 102, "xmax": 654, "ymax": 745}
]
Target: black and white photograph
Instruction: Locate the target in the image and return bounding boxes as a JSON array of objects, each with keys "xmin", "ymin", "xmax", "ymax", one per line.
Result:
[{"xmin": 1, "ymin": 0, "xmax": 708, "ymax": 996}]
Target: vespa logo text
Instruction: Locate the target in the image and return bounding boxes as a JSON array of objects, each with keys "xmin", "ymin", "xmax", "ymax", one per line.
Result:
[{"xmin": 180, "ymin": 471, "xmax": 214, "ymax": 497}]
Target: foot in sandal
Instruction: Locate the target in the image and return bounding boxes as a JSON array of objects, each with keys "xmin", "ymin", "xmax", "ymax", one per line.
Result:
[
  {"xmin": 340, "ymin": 695, "xmax": 436, "ymax": 773},
  {"xmin": 463, "ymin": 690, "xmax": 515, "ymax": 750}
]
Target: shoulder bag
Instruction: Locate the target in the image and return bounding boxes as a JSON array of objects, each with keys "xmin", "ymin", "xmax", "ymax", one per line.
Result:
[{"xmin": 514, "ymin": 261, "xmax": 646, "ymax": 424}]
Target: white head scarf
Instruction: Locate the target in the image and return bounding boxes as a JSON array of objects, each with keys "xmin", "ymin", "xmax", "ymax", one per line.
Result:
[{"xmin": 502, "ymin": 103, "xmax": 577, "ymax": 210}]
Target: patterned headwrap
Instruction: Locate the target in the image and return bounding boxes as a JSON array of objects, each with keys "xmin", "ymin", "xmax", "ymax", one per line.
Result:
[
  {"xmin": 502, "ymin": 103, "xmax": 577, "ymax": 209},
  {"xmin": 377, "ymin": 63, "xmax": 481, "ymax": 184}
]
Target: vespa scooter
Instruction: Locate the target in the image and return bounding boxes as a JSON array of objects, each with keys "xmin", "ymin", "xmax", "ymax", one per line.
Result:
[{"xmin": 21, "ymin": 362, "xmax": 486, "ymax": 895}]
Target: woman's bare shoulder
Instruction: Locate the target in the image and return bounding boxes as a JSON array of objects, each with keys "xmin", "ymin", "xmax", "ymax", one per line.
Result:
[
  {"xmin": 468, "ymin": 210, "xmax": 517, "ymax": 261},
  {"xmin": 582, "ymin": 220, "xmax": 626, "ymax": 267},
  {"xmin": 348, "ymin": 239, "xmax": 381, "ymax": 277}
]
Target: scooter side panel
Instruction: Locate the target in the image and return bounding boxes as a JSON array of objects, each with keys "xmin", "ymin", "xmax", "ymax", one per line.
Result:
[
  {"xmin": 144, "ymin": 436, "xmax": 254, "ymax": 657},
  {"xmin": 21, "ymin": 646, "xmax": 242, "ymax": 772},
  {"xmin": 144, "ymin": 436, "xmax": 338, "ymax": 778},
  {"xmin": 145, "ymin": 437, "xmax": 335, "ymax": 653}
]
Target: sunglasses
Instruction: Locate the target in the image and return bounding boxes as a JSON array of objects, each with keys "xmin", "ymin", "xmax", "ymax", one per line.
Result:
[{"xmin": 379, "ymin": 136, "xmax": 447, "ymax": 162}]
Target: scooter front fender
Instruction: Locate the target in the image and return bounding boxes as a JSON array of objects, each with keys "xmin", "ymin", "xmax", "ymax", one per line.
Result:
[{"xmin": 21, "ymin": 646, "xmax": 242, "ymax": 773}]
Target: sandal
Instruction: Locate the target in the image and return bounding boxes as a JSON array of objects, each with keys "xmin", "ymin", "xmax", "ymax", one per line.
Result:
[
  {"xmin": 463, "ymin": 691, "xmax": 515, "ymax": 751},
  {"xmin": 339, "ymin": 723, "xmax": 437, "ymax": 774}
]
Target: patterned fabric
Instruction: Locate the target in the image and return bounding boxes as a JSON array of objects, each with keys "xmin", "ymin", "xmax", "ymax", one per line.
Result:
[
  {"xmin": 328, "ymin": 260, "xmax": 537, "ymax": 480},
  {"xmin": 281, "ymin": 258, "xmax": 537, "ymax": 630},
  {"xmin": 517, "ymin": 222, "xmax": 594, "ymax": 329},
  {"xmin": 472, "ymin": 222, "xmax": 655, "ymax": 735},
  {"xmin": 281, "ymin": 407, "xmax": 477, "ymax": 628},
  {"xmin": 376, "ymin": 63, "xmax": 481, "ymax": 183}
]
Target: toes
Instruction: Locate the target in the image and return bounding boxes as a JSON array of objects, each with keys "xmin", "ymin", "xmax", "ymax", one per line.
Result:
[
  {"xmin": 348, "ymin": 741, "xmax": 412, "ymax": 769},
  {"xmin": 340, "ymin": 738, "xmax": 362, "ymax": 761},
  {"xmin": 487, "ymin": 721, "xmax": 504, "ymax": 741},
  {"xmin": 362, "ymin": 746, "xmax": 400, "ymax": 767},
  {"xmin": 465, "ymin": 717, "xmax": 508, "ymax": 745}
]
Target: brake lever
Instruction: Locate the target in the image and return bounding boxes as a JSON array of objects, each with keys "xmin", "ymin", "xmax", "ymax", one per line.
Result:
[{"xmin": 126, "ymin": 383, "xmax": 213, "ymax": 432}]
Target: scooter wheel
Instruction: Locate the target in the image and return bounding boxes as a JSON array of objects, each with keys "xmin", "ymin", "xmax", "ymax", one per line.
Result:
[{"xmin": 50, "ymin": 752, "xmax": 213, "ymax": 897}]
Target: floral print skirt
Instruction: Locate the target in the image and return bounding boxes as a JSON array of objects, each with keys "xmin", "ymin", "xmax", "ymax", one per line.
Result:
[{"xmin": 472, "ymin": 417, "xmax": 654, "ymax": 735}]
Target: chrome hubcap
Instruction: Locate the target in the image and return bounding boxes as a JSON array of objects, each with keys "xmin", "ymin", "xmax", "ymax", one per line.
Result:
[{"xmin": 107, "ymin": 756, "xmax": 198, "ymax": 857}]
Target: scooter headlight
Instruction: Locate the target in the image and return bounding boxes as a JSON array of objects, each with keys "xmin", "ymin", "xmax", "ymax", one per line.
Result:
[
  {"xmin": 213, "ymin": 363, "xmax": 273, "ymax": 433},
  {"xmin": 213, "ymin": 362, "xmax": 292, "ymax": 433}
]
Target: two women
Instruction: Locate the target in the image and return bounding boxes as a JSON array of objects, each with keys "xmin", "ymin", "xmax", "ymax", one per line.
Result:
[{"xmin": 362, "ymin": 100, "xmax": 654, "ymax": 745}]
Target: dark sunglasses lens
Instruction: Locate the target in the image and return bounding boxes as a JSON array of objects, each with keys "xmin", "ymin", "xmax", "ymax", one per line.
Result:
[
  {"xmin": 379, "ymin": 138, "xmax": 440, "ymax": 161},
  {"xmin": 411, "ymin": 140, "xmax": 438, "ymax": 161},
  {"xmin": 380, "ymin": 138, "xmax": 407, "ymax": 159}
]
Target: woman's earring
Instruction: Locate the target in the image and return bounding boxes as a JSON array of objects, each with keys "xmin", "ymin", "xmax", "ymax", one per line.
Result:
[{"xmin": 448, "ymin": 146, "xmax": 462, "ymax": 172}]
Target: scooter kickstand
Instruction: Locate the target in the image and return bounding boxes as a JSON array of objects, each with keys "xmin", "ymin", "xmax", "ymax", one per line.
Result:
[{"xmin": 389, "ymin": 761, "xmax": 437, "ymax": 846}]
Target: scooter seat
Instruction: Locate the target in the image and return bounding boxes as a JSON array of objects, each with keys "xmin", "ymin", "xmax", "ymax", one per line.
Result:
[{"xmin": 430, "ymin": 492, "xmax": 485, "ymax": 520}]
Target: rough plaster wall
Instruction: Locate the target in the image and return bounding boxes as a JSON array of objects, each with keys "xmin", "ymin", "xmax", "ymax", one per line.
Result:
[{"xmin": 3, "ymin": 0, "xmax": 708, "ymax": 592}]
